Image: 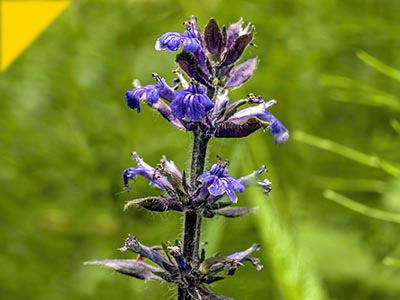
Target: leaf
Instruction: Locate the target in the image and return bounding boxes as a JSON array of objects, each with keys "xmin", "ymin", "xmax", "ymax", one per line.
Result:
[
  {"xmin": 390, "ymin": 119, "xmax": 400, "ymax": 135},
  {"xmin": 124, "ymin": 197, "xmax": 168, "ymax": 212},
  {"xmin": 124, "ymin": 196, "xmax": 184, "ymax": 212},
  {"xmin": 221, "ymin": 29, "xmax": 254, "ymax": 67},
  {"xmin": 204, "ymin": 18, "xmax": 223, "ymax": 58},
  {"xmin": 84, "ymin": 259, "xmax": 170, "ymax": 281},
  {"xmin": 176, "ymin": 52, "xmax": 212, "ymax": 87},
  {"xmin": 383, "ymin": 257, "xmax": 400, "ymax": 268},
  {"xmin": 357, "ymin": 50, "xmax": 400, "ymax": 82},
  {"xmin": 214, "ymin": 207, "xmax": 252, "ymax": 218},
  {"xmin": 224, "ymin": 58, "xmax": 258, "ymax": 88},
  {"xmin": 214, "ymin": 116, "xmax": 265, "ymax": 138},
  {"xmin": 226, "ymin": 18, "xmax": 244, "ymax": 49}
]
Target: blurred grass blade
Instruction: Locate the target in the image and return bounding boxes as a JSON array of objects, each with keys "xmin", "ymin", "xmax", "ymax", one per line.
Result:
[
  {"xmin": 313, "ymin": 176, "xmax": 389, "ymax": 193},
  {"xmin": 390, "ymin": 119, "xmax": 400, "ymax": 135},
  {"xmin": 357, "ymin": 50, "xmax": 400, "ymax": 82},
  {"xmin": 324, "ymin": 190, "xmax": 400, "ymax": 224},
  {"xmin": 383, "ymin": 257, "xmax": 400, "ymax": 268},
  {"xmin": 320, "ymin": 75, "xmax": 400, "ymax": 111},
  {"xmin": 243, "ymin": 141, "xmax": 326, "ymax": 300},
  {"xmin": 294, "ymin": 131, "xmax": 400, "ymax": 177}
]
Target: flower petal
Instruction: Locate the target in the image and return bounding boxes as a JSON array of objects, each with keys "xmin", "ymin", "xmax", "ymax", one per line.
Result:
[
  {"xmin": 224, "ymin": 58, "xmax": 258, "ymax": 89},
  {"xmin": 230, "ymin": 100, "xmax": 276, "ymax": 119},
  {"xmin": 182, "ymin": 37, "xmax": 200, "ymax": 53},
  {"xmin": 153, "ymin": 74, "xmax": 175, "ymax": 102},
  {"xmin": 226, "ymin": 18, "xmax": 244, "ymax": 49},
  {"xmin": 145, "ymin": 88, "xmax": 160, "ymax": 105},
  {"xmin": 225, "ymin": 188, "xmax": 238, "ymax": 202},
  {"xmin": 125, "ymin": 90, "xmax": 142, "ymax": 112},
  {"xmin": 208, "ymin": 178, "xmax": 226, "ymax": 196},
  {"xmin": 170, "ymin": 84, "xmax": 213, "ymax": 122},
  {"xmin": 197, "ymin": 173, "xmax": 217, "ymax": 183},
  {"xmin": 221, "ymin": 29, "xmax": 254, "ymax": 67},
  {"xmin": 155, "ymin": 32, "xmax": 183, "ymax": 52},
  {"xmin": 161, "ymin": 155, "xmax": 182, "ymax": 178},
  {"xmin": 204, "ymin": 18, "xmax": 223, "ymax": 57},
  {"xmin": 170, "ymin": 92, "xmax": 186, "ymax": 119}
]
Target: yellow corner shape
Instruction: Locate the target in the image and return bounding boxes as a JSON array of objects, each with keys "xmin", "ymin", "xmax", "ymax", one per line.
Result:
[{"xmin": 1, "ymin": 1, "xmax": 70, "ymax": 71}]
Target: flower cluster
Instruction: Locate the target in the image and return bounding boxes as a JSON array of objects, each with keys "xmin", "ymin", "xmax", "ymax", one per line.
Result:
[
  {"xmin": 122, "ymin": 154, "xmax": 267, "ymax": 217},
  {"xmin": 88, "ymin": 16, "xmax": 289, "ymax": 300},
  {"xmin": 125, "ymin": 17, "xmax": 289, "ymax": 144}
]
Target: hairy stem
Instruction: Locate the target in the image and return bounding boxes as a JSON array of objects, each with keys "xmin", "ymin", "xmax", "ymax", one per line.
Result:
[{"xmin": 178, "ymin": 128, "xmax": 210, "ymax": 300}]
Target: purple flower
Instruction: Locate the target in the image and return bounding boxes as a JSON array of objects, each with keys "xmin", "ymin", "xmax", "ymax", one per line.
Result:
[
  {"xmin": 119, "ymin": 235, "xmax": 177, "ymax": 275},
  {"xmin": 123, "ymin": 152, "xmax": 172, "ymax": 191},
  {"xmin": 170, "ymin": 84, "xmax": 213, "ymax": 122},
  {"xmin": 168, "ymin": 246, "xmax": 190, "ymax": 274},
  {"xmin": 155, "ymin": 23, "xmax": 200, "ymax": 53},
  {"xmin": 227, "ymin": 243, "xmax": 259, "ymax": 262},
  {"xmin": 226, "ymin": 18, "xmax": 252, "ymax": 50},
  {"xmin": 126, "ymin": 74, "xmax": 174, "ymax": 112},
  {"xmin": 197, "ymin": 162, "xmax": 245, "ymax": 202},
  {"xmin": 161, "ymin": 155, "xmax": 182, "ymax": 178},
  {"xmin": 237, "ymin": 165, "xmax": 266, "ymax": 187},
  {"xmin": 225, "ymin": 243, "xmax": 263, "ymax": 272},
  {"xmin": 226, "ymin": 100, "xmax": 289, "ymax": 144},
  {"xmin": 212, "ymin": 90, "xmax": 229, "ymax": 117}
]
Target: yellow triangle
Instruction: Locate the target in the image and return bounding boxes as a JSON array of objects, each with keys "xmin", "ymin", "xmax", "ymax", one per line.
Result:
[{"xmin": 1, "ymin": 1, "xmax": 70, "ymax": 71}]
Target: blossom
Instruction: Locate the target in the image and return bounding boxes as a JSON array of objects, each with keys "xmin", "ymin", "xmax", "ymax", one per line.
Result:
[
  {"xmin": 226, "ymin": 243, "xmax": 263, "ymax": 271},
  {"xmin": 227, "ymin": 243, "xmax": 260, "ymax": 262},
  {"xmin": 217, "ymin": 100, "xmax": 289, "ymax": 143},
  {"xmin": 212, "ymin": 90, "xmax": 229, "ymax": 116},
  {"xmin": 125, "ymin": 74, "xmax": 174, "ymax": 112},
  {"xmin": 197, "ymin": 162, "xmax": 245, "ymax": 202},
  {"xmin": 225, "ymin": 18, "xmax": 253, "ymax": 50},
  {"xmin": 119, "ymin": 235, "xmax": 178, "ymax": 275},
  {"xmin": 170, "ymin": 83, "xmax": 213, "ymax": 122},
  {"xmin": 123, "ymin": 152, "xmax": 172, "ymax": 191},
  {"xmin": 161, "ymin": 155, "xmax": 182, "ymax": 178},
  {"xmin": 168, "ymin": 246, "xmax": 190, "ymax": 274},
  {"xmin": 237, "ymin": 165, "xmax": 266, "ymax": 186},
  {"xmin": 155, "ymin": 23, "xmax": 200, "ymax": 53},
  {"xmin": 221, "ymin": 19, "xmax": 254, "ymax": 67}
]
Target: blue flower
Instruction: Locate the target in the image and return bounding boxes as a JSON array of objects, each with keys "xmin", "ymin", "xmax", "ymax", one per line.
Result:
[
  {"xmin": 123, "ymin": 152, "xmax": 173, "ymax": 191},
  {"xmin": 197, "ymin": 162, "xmax": 245, "ymax": 202},
  {"xmin": 227, "ymin": 243, "xmax": 260, "ymax": 263},
  {"xmin": 119, "ymin": 235, "xmax": 178, "ymax": 274},
  {"xmin": 155, "ymin": 23, "xmax": 200, "ymax": 53},
  {"xmin": 125, "ymin": 89, "xmax": 142, "ymax": 112},
  {"xmin": 125, "ymin": 74, "xmax": 174, "ymax": 112},
  {"xmin": 170, "ymin": 84, "xmax": 213, "ymax": 122},
  {"xmin": 229, "ymin": 100, "xmax": 289, "ymax": 144},
  {"xmin": 161, "ymin": 155, "xmax": 182, "ymax": 178},
  {"xmin": 168, "ymin": 246, "xmax": 190, "ymax": 274},
  {"xmin": 237, "ymin": 165, "xmax": 267, "ymax": 187}
]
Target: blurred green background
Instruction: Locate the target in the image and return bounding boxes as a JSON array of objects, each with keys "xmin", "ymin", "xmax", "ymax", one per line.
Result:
[{"xmin": 1, "ymin": 0, "xmax": 400, "ymax": 299}]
